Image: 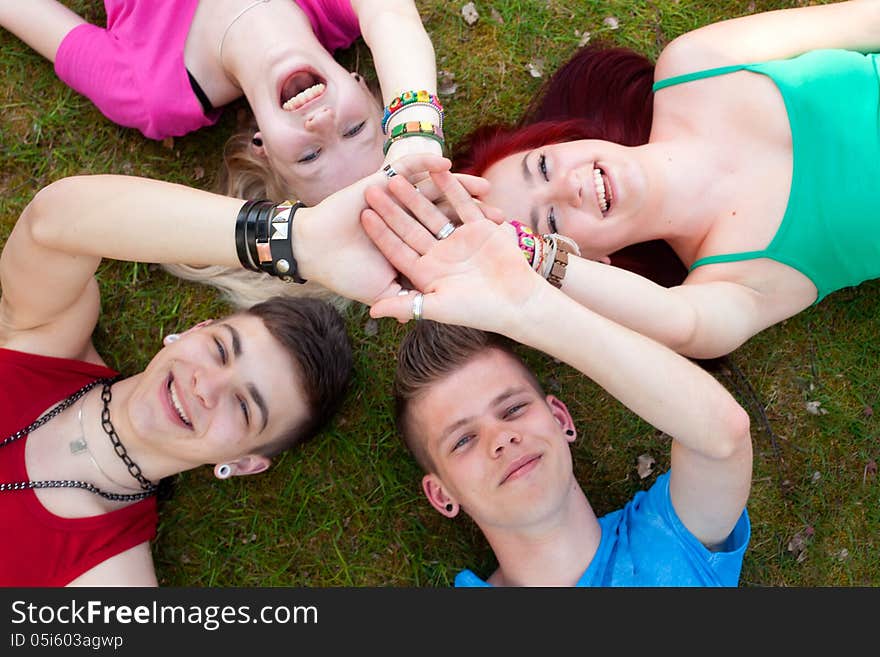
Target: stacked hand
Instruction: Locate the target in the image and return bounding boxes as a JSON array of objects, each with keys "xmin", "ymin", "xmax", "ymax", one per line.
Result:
[
  {"xmin": 293, "ymin": 154, "xmax": 492, "ymax": 305},
  {"xmin": 361, "ymin": 169, "xmax": 545, "ymax": 334}
]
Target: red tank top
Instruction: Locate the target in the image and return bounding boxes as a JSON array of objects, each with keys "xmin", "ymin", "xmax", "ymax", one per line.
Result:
[{"xmin": 0, "ymin": 348, "xmax": 158, "ymax": 586}]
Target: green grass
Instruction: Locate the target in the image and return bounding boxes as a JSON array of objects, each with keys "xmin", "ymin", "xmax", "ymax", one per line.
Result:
[{"xmin": 1, "ymin": 0, "xmax": 876, "ymax": 587}]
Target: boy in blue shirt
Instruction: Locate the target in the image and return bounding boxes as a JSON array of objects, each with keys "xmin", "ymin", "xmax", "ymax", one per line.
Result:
[{"xmin": 363, "ymin": 169, "xmax": 752, "ymax": 587}]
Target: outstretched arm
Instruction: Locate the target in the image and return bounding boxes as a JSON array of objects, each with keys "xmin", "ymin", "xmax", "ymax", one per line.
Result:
[
  {"xmin": 363, "ymin": 173, "xmax": 752, "ymax": 548},
  {"xmin": 0, "ymin": 155, "xmax": 463, "ymax": 359},
  {"xmin": 350, "ymin": 0, "xmax": 442, "ymax": 161},
  {"xmin": 657, "ymin": 0, "xmax": 880, "ymax": 76},
  {"xmin": 0, "ymin": 0, "xmax": 85, "ymax": 61},
  {"xmin": 555, "ymin": 256, "xmax": 800, "ymax": 359}
]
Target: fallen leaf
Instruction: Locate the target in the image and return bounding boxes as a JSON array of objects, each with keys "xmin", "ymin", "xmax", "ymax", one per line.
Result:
[
  {"xmin": 636, "ymin": 453, "xmax": 655, "ymax": 479},
  {"xmin": 805, "ymin": 400, "xmax": 827, "ymax": 415},
  {"xmin": 525, "ymin": 59, "xmax": 545, "ymax": 78},
  {"xmin": 461, "ymin": 2, "xmax": 479, "ymax": 26},
  {"xmin": 864, "ymin": 459, "xmax": 877, "ymax": 484},
  {"xmin": 787, "ymin": 527, "xmax": 813, "ymax": 562},
  {"xmin": 602, "ymin": 16, "xmax": 619, "ymax": 30},
  {"xmin": 834, "ymin": 548, "xmax": 850, "ymax": 562},
  {"xmin": 810, "ymin": 471, "xmax": 821, "ymax": 484},
  {"xmin": 193, "ymin": 166, "xmax": 205, "ymax": 181},
  {"xmin": 438, "ymin": 70, "xmax": 457, "ymax": 96},
  {"xmin": 490, "ymin": 8, "xmax": 504, "ymax": 24},
  {"xmin": 162, "ymin": 137, "xmax": 174, "ymax": 150},
  {"xmin": 577, "ymin": 30, "xmax": 592, "ymax": 47}
]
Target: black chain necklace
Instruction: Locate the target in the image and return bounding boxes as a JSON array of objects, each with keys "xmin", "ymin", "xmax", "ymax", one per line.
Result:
[{"xmin": 0, "ymin": 377, "xmax": 157, "ymax": 502}]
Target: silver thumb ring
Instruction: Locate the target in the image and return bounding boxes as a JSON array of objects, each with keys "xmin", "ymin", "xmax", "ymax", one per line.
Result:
[{"xmin": 411, "ymin": 292, "xmax": 424, "ymax": 321}]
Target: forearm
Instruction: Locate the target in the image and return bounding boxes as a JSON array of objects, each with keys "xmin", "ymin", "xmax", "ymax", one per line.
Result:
[
  {"xmin": 26, "ymin": 175, "xmax": 241, "ymax": 266},
  {"xmin": 560, "ymin": 256, "xmax": 699, "ymax": 351},
  {"xmin": 663, "ymin": 0, "xmax": 880, "ymax": 69},
  {"xmin": 1, "ymin": 175, "xmax": 241, "ymax": 331},
  {"xmin": 507, "ymin": 282, "xmax": 744, "ymax": 459},
  {"xmin": 355, "ymin": 0, "xmax": 437, "ymax": 104}
]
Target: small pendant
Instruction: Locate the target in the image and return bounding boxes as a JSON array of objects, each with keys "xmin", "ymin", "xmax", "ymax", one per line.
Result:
[{"xmin": 69, "ymin": 438, "xmax": 87, "ymax": 455}]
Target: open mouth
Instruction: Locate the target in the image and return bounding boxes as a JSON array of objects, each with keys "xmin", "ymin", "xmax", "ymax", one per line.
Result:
[
  {"xmin": 281, "ymin": 70, "xmax": 326, "ymax": 111},
  {"xmin": 166, "ymin": 375, "xmax": 193, "ymax": 429},
  {"xmin": 593, "ymin": 166, "xmax": 613, "ymax": 215}
]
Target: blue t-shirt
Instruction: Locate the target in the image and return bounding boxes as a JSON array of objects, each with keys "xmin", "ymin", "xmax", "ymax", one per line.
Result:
[{"xmin": 455, "ymin": 472, "xmax": 750, "ymax": 587}]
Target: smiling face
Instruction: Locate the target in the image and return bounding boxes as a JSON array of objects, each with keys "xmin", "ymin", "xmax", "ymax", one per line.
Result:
[
  {"xmin": 480, "ymin": 140, "xmax": 650, "ymax": 260},
  {"xmin": 127, "ymin": 315, "xmax": 307, "ymax": 469},
  {"xmin": 252, "ymin": 65, "xmax": 384, "ymax": 206},
  {"xmin": 408, "ymin": 349, "xmax": 577, "ymax": 530}
]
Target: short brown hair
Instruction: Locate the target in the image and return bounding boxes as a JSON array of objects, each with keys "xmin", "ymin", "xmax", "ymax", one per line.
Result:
[
  {"xmin": 394, "ymin": 321, "xmax": 542, "ymax": 471},
  {"xmin": 243, "ymin": 296, "xmax": 353, "ymax": 457}
]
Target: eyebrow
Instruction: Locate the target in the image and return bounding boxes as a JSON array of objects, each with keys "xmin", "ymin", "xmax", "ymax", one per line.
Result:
[
  {"xmin": 437, "ymin": 386, "xmax": 527, "ymax": 446},
  {"xmin": 222, "ymin": 324, "xmax": 269, "ymax": 433},
  {"xmin": 521, "ymin": 151, "xmax": 540, "ymax": 231}
]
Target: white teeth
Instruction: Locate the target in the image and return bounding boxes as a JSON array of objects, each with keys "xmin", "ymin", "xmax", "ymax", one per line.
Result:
[
  {"xmin": 593, "ymin": 167, "xmax": 609, "ymax": 213},
  {"xmin": 282, "ymin": 82, "xmax": 325, "ymax": 111},
  {"xmin": 168, "ymin": 380, "xmax": 192, "ymax": 427}
]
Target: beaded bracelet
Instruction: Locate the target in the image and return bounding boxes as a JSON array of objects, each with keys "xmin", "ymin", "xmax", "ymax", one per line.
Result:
[
  {"xmin": 234, "ymin": 199, "xmax": 307, "ymax": 283},
  {"xmin": 509, "ymin": 220, "xmax": 538, "ymax": 268},
  {"xmin": 382, "ymin": 90, "xmax": 444, "ymax": 134},
  {"xmin": 382, "ymin": 121, "xmax": 445, "ymax": 155}
]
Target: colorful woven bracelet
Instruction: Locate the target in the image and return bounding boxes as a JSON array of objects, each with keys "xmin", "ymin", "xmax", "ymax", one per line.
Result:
[
  {"xmin": 509, "ymin": 220, "xmax": 538, "ymax": 267},
  {"xmin": 383, "ymin": 102, "xmax": 444, "ymax": 134},
  {"xmin": 382, "ymin": 90, "xmax": 444, "ymax": 134},
  {"xmin": 382, "ymin": 121, "xmax": 445, "ymax": 155}
]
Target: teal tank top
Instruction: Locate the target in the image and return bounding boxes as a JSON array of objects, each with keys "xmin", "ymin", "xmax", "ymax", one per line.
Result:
[{"xmin": 653, "ymin": 49, "xmax": 880, "ymax": 303}]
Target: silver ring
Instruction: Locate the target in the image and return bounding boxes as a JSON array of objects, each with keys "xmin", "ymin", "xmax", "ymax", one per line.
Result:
[
  {"xmin": 411, "ymin": 292, "xmax": 424, "ymax": 321},
  {"xmin": 435, "ymin": 221, "xmax": 455, "ymax": 240},
  {"xmin": 382, "ymin": 164, "xmax": 398, "ymax": 179}
]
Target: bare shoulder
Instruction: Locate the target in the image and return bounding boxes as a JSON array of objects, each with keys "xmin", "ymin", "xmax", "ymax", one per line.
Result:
[
  {"xmin": 66, "ymin": 542, "xmax": 158, "ymax": 587},
  {"xmin": 654, "ymin": 31, "xmax": 734, "ymax": 82}
]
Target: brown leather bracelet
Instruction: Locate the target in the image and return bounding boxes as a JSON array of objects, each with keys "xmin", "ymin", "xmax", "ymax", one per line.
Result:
[{"xmin": 546, "ymin": 240, "xmax": 574, "ymax": 288}]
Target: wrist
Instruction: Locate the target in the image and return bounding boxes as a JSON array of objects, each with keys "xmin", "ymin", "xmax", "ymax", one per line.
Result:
[{"xmin": 289, "ymin": 205, "xmax": 318, "ymax": 282}]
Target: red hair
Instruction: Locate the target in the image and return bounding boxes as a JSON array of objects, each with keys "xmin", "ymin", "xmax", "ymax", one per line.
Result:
[{"xmin": 454, "ymin": 43, "xmax": 686, "ymax": 287}]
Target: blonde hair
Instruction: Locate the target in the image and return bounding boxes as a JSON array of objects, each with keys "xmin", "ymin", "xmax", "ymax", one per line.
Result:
[{"xmin": 162, "ymin": 128, "xmax": 351, "ymax": 311}]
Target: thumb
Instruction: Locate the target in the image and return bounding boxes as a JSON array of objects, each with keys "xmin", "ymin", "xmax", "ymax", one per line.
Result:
[{"xmin": 370, "ymin": 290, "xmax": 422, "ymax": 324}]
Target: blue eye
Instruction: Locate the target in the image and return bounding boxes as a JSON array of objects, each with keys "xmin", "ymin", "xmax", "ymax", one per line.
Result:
[
  {"xmin": 504, "ymin": 403, "xmax": 527, "ymax": 418},
  {"xmin": 452, "ymin": 434, "xmax": 474, "ymax": 452},
  {"xmin": 344, "ymin": 121, "xmax": 367, "ymax": 138}
]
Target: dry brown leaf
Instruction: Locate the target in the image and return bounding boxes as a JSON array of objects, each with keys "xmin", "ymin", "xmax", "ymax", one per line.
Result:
[
  {"xmin": 805, "ymin": 400, "xmax": 827, "ymax": 415},
  {"xmin": 438, "ymin": 70, "xmax": 457, "ymax": 96},
  {"xmin": 525, "ymin": 59, "xmax": 544, "ymax": 78},
  {"xmin": 162, "ymin": 137, "xmax": 174, "ymax": 150},
  {"xmin": 636, "ymin": 453, "xmax": 655, "ymax": 479},
  {"xmin": 461, "ymin": 2, "xmax": 479, "ymax": 26}
]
